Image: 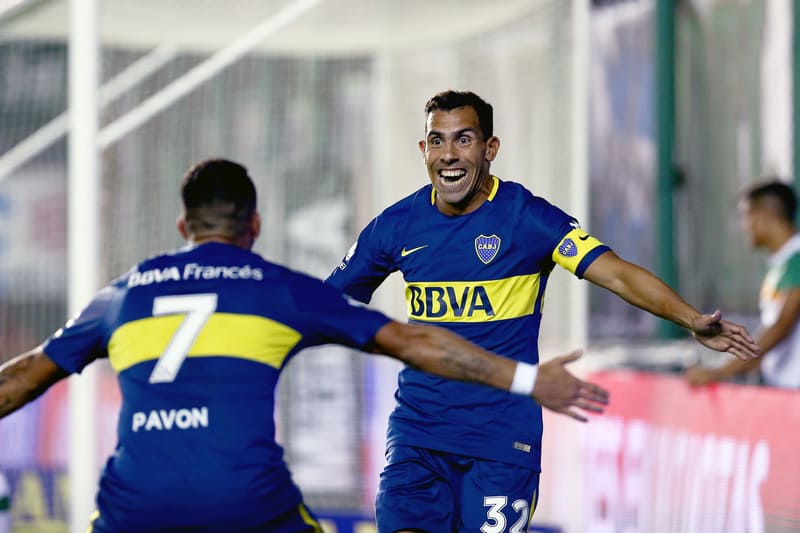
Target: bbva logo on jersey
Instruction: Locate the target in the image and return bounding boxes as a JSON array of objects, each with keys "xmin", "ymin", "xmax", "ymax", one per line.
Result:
[
  {"xmin": 407, "ymin": 285, "xmax": 495, "ymax": 320},
  {"xmin": 475, "ymin": 234, "xmax": 501, "ymax": 264}
]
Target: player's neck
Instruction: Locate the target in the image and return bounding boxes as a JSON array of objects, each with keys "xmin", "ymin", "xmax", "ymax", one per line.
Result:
[
  {"xmin": 436, "ymin": 196, "xmax": 487, "ymax": 216},
  {"xmin": 188, "ymin": 234, "xmax": 253, "ymax": 250},
  {"xmin": 764, "ymin": 225, "xmax": 798, "ymax": 253},
  {"xmin": 435, "ymin": 173, "xmax": 494, "ymax": 216}
]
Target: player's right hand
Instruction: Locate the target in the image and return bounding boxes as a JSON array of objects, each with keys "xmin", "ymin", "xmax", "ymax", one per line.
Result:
[
  {"xmin": 690, "ymin": 310, "xmax": 761, "ymax": 361},
  {"xmin": 532, "ymin": 350, "xmax": 609, "ymax": 422}
]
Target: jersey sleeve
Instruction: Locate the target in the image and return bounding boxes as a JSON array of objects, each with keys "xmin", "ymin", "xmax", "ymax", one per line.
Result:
[
  {"xmin": 776, "ymin": 253, "xmax": 800, "ymax": 290},
  {"xmin": 551, "ymin": 228, "xmax": 611, "ymax": 278},
  {"xmin": 42, "ymin": 284, "xmax": 118, "ymax": 374},
  {"xmin": 522, "ymin": 196, "xmax": 610, "ymax": 279},
  {"xmin": 292, "ymin": 274, "xmax": 392, "ymax": 350},
  {"xmin": 326, "ymin": 215, "xmax": 397, "ymax": 303}
]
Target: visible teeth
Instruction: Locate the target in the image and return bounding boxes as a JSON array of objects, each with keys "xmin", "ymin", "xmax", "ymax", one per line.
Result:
[{"xmin": 440, "ymin": 169, "xmax": 466, "ymax": 179}]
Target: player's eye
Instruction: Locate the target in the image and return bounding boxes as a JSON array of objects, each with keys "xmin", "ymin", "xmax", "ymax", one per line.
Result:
[
  {"xmin": 429, "ymin": 138, "xmax": 443, "ymax": 147},
  {"xmin": 457, "ymin": 136, "xmax": 472, "ymax": 145}
]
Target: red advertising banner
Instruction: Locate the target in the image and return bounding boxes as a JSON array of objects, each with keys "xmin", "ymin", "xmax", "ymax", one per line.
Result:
[{"xmin": 582, "ymin": 370, "xmax": 800, "ymax": 533}]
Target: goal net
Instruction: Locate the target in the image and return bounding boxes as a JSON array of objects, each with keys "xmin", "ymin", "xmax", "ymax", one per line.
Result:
[{"xmin": 0, "ymin": 0, "xmax": 586, "ymax": 530}]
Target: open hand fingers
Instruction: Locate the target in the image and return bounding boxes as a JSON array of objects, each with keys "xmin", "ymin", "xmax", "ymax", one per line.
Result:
[
  {"xmin": 558, "ymin": 408, "xmax": 589, "ymax": 423},
  {"xmin": 554, "ymin": 349, "xmax": 583, "ymax": 365},
  {"xmin": 720, "ymin": 320, "xmax": 757, "ymax": 345},
  {"xmin": 725, "ymin": 346, "xmax": 746, "ymax": 362},
  {"xmin": 578, "ymin": 382, "xmax": 609, "ymax": 405},
  {"xmin": 695, "ymin": 319, "xmax": 761, "ymax": 359},
  {"xmin": 534, "ymin": 356, "xmax": 609, "ymax": 422},
  {"xmin": 553, "ymin": 382, "xmax": 608, "ymax": 417},
  {"xmin": 572, "ymin": 399, "xmax": 606, "ymax": 414},
  {"xmin": 722, "ymin": 330, "xmax": 761, "ymax": 360}
]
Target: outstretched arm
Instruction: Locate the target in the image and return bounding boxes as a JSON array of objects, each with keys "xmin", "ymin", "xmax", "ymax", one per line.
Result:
[
  {"xmin": 370, "ymin": 321, "xmax": 609, "ymax": 422},
  {"xmin": 0, "ymin": 347, "xmax": 68, "ymax": 418},
  {"xmin": 583, "ymin": 251, "xmax": 760, "ymax": 360}
]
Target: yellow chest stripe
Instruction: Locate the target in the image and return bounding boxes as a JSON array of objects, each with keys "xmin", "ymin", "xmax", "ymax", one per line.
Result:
[
  {"xmin": 108, "ymin": 313, "xmax": 301, "ymax": 373},
  {"xmin": 405, "ymin": 273, "xmax": 540, "ymax": 323}
]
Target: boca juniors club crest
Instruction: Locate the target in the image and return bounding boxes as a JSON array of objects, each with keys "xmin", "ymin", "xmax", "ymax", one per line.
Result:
[
  {"xmin": 558, "ymin": 237, "xmax": 578, "ymax": 257},
  {"xmin": 475, "ymin": 234, "xmax": 501, "ymax": 264}
]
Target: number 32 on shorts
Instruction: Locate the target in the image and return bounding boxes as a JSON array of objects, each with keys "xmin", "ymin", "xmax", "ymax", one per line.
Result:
[{"xmin": 481, "ymin": 496, "xmax": 530, "ymax": 533}]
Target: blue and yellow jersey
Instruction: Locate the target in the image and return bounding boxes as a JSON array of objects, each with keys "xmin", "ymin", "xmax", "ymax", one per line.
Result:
[
  {"xmin": 327, "ymin": 177, "xmax": 609, "ymax": 469},
  {"xmin": 43, "ymin": 242, "xmax": 390, "ymax": 530}
]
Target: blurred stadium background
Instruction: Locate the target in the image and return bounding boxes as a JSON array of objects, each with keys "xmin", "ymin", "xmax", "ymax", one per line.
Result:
[{"xmin": 0, "ymin": 0, "xmax": 797, "ymax": 532}]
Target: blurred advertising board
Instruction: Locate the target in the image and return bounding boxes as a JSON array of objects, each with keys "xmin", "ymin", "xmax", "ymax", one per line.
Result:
[{"xmin": 583, "ymin": 370, "xmax": 799, "ymax": 533}]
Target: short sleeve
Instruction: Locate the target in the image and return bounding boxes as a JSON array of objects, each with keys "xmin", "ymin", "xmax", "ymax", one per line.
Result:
[
  {"xmin": 776, "ymin": 253, "xmax": 800, "ymax": 291},
  {"xmin": 326, "ymin": 215, "xmax": 396, "ymax": 303},
  {"xmin": 520, "ymin": 194, "xmax": 611, "ymax": 278},
  {"xmin": 293, "ymin": 274, "xmax": 392, "ymax": 350},
  {"xmin": 42, "ymin": 285, "xmax": 117, "ymax": 374}
]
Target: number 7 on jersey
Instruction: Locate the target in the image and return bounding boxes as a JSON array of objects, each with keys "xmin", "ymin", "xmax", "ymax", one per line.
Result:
[{"xmin": 148, "ymin": 293, "xmax": 218, "ymax": 384}]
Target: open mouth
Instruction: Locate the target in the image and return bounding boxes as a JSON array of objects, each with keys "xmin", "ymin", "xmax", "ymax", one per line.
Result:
[{"xmin": 438, "ymin": 168, "xmax": 467, "ymax": 185}]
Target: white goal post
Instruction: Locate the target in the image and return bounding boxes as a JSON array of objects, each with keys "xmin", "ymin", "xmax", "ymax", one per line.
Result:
[{"xmin": 67, "ymin": 0, "xmax": 100, "ymax": 530}]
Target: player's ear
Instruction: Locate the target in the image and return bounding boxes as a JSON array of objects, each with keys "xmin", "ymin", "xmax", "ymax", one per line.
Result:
[
  {"xmin": 177, "ymin": 215, "xmax": 190, "ymax": 240},
  {"xmin": 250, "ymin": 211, "xmax": 261, "ymax": 241},
  {"xmin": 418, "ymin": 139, "xmax": 426, "ymax": 156},
  {"xmin": 485, "ymin": 136, "xmax": 500, "ymax": 162}
]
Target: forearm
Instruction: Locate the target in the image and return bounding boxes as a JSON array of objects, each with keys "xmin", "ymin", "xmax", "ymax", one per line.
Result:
[
  {"xmin": 713, "ymin": 357, "xmax": 761, "ymax": 380},
  {"xmin": 633, "ymin": 274, "xmax": 699, "ymax": 329},
  {"xmin": 757, "ymin": 318, "xmax": 796, "ymax": 355},
  {"xmin": 372, "ymin": 322, "xmax": 609, "ymax": 421},
  {"xmin": 0, "ymin": 348, "xmax": 67, "ymax": 418},
  {"xmin": 372, "ymin": 322, "xmax": 516, "ymax": 390},
  {"xmin": 593, "ymin": 258, "xmax": 699, "ymax": 329}
]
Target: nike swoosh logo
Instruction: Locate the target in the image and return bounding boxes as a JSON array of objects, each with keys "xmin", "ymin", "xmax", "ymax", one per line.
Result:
[
  {"xmin": 401, "ymin": 245, "xmax": 429, "ymax": 257},
  {"xmin": 578, "ymin": 234, "xmax": 590, "ymax": 241}
]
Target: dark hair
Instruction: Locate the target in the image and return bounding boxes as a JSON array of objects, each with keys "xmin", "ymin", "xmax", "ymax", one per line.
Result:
[
  {"xmin": 743, "ymin": 179, "xmax": 797, "ymax": 222},
  {"xmin": 424, "ymin": 90, "xmax": 494, "ymax": 140},
  {"xmin": 181, "ymin": 159, "xmax": 257, "ymax": 237}
]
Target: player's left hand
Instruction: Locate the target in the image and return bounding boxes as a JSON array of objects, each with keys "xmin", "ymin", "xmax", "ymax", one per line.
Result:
[
  {"xmin": 533, "ymin": 350, "xmax": 610, "ymax": 422},
  {"xmin": 684, "ymin": 365, "xmax": 718, "ymax": 386},
  {"xmin": 690, "ymin": 310, "xmax": 760, "ymax": 361}
]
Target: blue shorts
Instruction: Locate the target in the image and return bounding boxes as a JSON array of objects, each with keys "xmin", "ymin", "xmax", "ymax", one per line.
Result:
[
  {"xmin": 376, "ymin": 445, "xmax": 540, "ymax": 533},
  {"xmin": 87, "ymin": 503, "xmax": 323, "ymax": 533}
]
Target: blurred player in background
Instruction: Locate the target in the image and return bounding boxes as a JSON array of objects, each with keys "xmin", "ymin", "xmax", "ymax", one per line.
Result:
[
  {"xmin": 687, "ymin": 179, "xmax": 800, "ymax": 389},
  {"xmin": 327, "ymin": 90, "xmax": 761, "ymax": 533},
  {"xmin": 0, "ymin": 158, "xmax": 608, "ymax": 532}
]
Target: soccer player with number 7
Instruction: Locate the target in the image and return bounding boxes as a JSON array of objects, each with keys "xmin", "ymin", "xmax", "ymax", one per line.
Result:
[{"xmin": 0, "ymin": 159, "xmax": 609, "ymax": 532}]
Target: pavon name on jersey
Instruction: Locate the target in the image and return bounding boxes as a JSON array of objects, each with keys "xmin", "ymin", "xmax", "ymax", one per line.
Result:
[
  {"xmin": 132, "ymin": 406, "xmax": 209, "ymax": 432},
  {"xmin": 405, "ymin": 273, "xmax": 540, "ymax": 323}
]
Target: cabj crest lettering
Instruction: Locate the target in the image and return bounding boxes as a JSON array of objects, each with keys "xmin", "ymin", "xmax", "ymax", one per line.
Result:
[
  {"xmin": 475, "ymin": 234, "xmax": 501, "ymax": 264},
  {"xmin": 559, "ymin": 238, "xmax": 578, "ymax": 257}
]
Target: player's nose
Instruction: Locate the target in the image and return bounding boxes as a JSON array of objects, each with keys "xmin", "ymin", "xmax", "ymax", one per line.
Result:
[{"xmin": 440, "ymin": 143, "xmax": 458, "ymax": 163}]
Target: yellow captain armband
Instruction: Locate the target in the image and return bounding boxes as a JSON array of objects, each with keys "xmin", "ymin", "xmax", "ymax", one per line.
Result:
[{"xmin": 551, "ymin": 228, "xmax": 607, "ymax": 275}]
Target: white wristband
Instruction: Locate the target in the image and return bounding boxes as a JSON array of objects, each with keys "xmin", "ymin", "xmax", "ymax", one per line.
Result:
[{"xmin": 510, "ymin": 362, "xmax": 538, "ymax": 395}]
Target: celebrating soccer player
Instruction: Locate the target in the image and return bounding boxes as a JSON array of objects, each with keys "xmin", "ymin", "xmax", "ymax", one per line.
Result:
[{"xmin": 327, "ymin": 90, "xmax": 761, "ymax": 533}]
